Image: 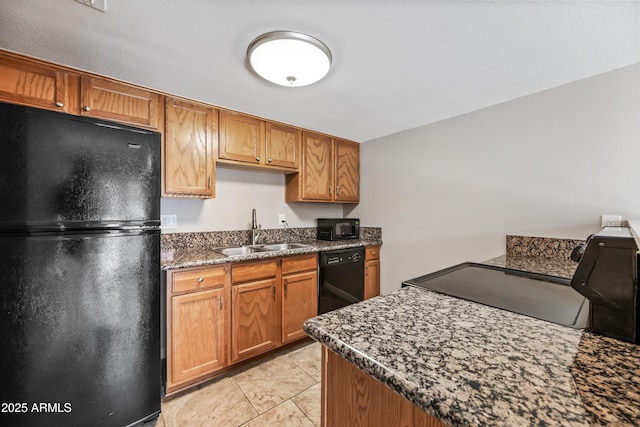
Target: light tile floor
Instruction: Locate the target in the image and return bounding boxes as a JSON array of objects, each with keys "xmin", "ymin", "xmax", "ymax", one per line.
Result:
[{"xmin": 154, "ymin": 341, "xmax": 321, "ymax": 427}]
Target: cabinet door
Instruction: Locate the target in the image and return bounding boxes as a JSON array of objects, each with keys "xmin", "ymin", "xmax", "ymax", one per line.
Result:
[
  {"xmin": 0, "ymin": 54, "xmax": 69, "ymax": 112},
  {"xmin": 301, "ymin": 131, "xmax": 334, "ymax": 201},
  {"xmin": 80, "ymin": 76, "xmax": 159, "ymax": 128},
  {"xmin": 265, "ymin": 122, "xmax": 299, "ymax": 169},
  {"xmin": 335, "ymin": 139, "xmax": 360, "ymax": 203},
  {"xmin": 282, "ymin": 270, "xmax": 318, "ymax": 344},
  {"xmin": 164, "ymin": 98, "xmax": 217, "ymax": 197},
  {"xmin": 218, "ymin": 110, "xmax": 265, "ymax": 164},
  {"xmin": 364, "ymin": 259, "xmax": 381, "ymax": 299},
  {"xmin": 170, "ymin": 288, "xmax": 227, "ymax": 390},
  {"xmin": 231, "ymin": 278, "xmax": 277, "ymax": 363}
]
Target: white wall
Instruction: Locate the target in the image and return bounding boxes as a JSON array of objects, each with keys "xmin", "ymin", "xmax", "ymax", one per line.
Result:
[
  {"xmin": 348, "ymin": 63, "xmax": 640, "ymax": 295},
  {"xmin": 161, "ymin": 168, "xmax": 342, "ymax": 232}
]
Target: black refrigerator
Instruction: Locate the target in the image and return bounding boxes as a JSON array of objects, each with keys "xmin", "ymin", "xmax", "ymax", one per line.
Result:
[{"xmin": 0, "ymin": 102, "xmax": 162, "ymax": 426}]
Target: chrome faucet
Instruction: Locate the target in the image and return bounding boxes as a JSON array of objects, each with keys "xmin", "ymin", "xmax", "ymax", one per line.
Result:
[{"xmin": 251, "ymin": 208, "xmax": 261, "ymax": 245}]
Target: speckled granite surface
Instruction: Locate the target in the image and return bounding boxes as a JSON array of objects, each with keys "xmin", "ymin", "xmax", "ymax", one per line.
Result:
[
  {"xmin": 481, "ymin": 235, "xmax": 585, "ymax": 279},
  {"xmin": 161, "ymin": 226, "xmax": 381, "ymax": 269},
  {"xmin": 482, "ymin": 254, "xmax": 579, "ymax": 279},
  {"xmin": 304, "ymin": 286, "xmax": 640, "ymax": 426},
  {"xmin": 506, "ymin": 235, "xmax": 585, "ymax": 259}
]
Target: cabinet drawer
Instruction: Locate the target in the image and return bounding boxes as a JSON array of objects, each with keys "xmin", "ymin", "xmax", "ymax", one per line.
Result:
[
  {"xmin": 171, "ymin": 266, "xmax": 227, "ymax": 294},
  {"xmin": 282, "ymin": 254, "xmax": 317, "ymax": 275},
  {"xmin": 232, "ymin": 260, "xmax": 278, "ymax": 283},
  {"xmin": 365, "ymin": 245, "xmax": 380, "ymax": 260}
]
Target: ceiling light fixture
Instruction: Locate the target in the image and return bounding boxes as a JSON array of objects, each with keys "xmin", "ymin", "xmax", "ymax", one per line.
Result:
[{"xmin": 247, "ymin": 31, "xmax": 332, "ymax": 87}]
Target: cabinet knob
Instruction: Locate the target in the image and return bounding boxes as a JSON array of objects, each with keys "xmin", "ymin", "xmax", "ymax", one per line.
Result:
[
  {"xmin": 284, "ymin": 279, "xmax": 288, "ymax": 296},
  {"xmin": 267, "ymin": 158, "xmax": 272, "ymax": 163},
  {"xmin": 83, "ymin": 106, "xmax": 91, "ymax": 112},
  {"xmin": 336, "ymin": 185, "xmax": 340, "ymax": 195},
  {"xmin": 198, "ymin": 277, "xmax": 204, "ymax": 283},
  {"xmin": 256, "ymin": 156, "xmax": 261, "ymax": 162},
  {"xmin": 55, "ymin": 101, "xmax": 64, "ymax": 108},
  {"xmin": 329, "ymin": 185, "xmax": 332, "ymax": 195},
  {"xmin": 208, "ymin": 176, "xmax": 212, "ymax": 188},
  {"xmin": 220, "ymin": 296, "xmax": 223, "ymax": 310}
]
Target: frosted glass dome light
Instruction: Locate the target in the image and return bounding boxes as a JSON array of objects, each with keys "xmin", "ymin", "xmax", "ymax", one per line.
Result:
[{"xmin": 247, "ymin": 31, "xmax": 332, "ymax": 87}]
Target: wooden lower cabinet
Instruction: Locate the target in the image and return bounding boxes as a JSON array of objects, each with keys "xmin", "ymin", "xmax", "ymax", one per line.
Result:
[
  {"xmin": 364, "ymin": 245, "xmax": 381, "ymax": 299},
  {"xmin": 231, "ymin": 277, "xmax": 278, "ymax": 363},
  {"xmin": 322, "ymin": 347, "xmax": 445, "ymax": 427},
  {"xmin": 166, "ymin": 265, "xmax": 229, "ymax": 394},
  {"xmin": 166, "ymin": 253, "xmax": 320, "ymax": 394},
  {"xmin": 281, "ymin": 257, "xmax": 318, "ymax": 344}
]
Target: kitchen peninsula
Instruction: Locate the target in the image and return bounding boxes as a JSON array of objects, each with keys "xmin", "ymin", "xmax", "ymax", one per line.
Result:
[
  {"xmin": 304, "ymin": 233, "xmax": 640, "ymax": 426},
  {"xmin": 304, "ymin": 286, "xmax": 640, "ymax": 426}
]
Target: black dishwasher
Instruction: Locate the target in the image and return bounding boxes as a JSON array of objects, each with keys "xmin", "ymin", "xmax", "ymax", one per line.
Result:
[{"xmin": 318, "ymin": 247, "xmax": 365, "ymax": 314}]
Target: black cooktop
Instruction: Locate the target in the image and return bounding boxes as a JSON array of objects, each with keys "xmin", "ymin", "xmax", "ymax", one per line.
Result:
[{"xmin": 402, "ymin": 262, "xmax": 589, "ymax": 329}]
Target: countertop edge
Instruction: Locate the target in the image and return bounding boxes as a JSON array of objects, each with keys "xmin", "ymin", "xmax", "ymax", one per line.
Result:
[{"xmin": 161, "ymin": 239, "xmax": 383, "ymax": 270}]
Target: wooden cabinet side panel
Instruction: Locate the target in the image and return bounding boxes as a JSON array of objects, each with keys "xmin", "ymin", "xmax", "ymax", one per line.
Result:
[
  {"xmin": 218, "ymin": 111, "xmax": 264, "ymax": 164},
  {"xmin": 322, "ymin": 348, "xmax": 446, "ymax": 427},
  {"xmin": 335, "ymin": 139, "xmax": 360, "ymax": 202},
  {"xmin": 164, "ymin": 98, "xmax": 216, "ymax": 197},
  {"xmin": 0, "ymin": 55, "xmax": 68, "ymax": 112},
  {"xmin": 231, "ymin": 279, "xmax": 278, "ymax": 363},
  {"xmin": 170, "ymin": 289, "xmax": 226, "ymax": 388},
  {"xmin": 265, "ymin": 122, "xmax": 298, "ymax": 169},
  {"xmin": 80, "ymin": 76, "xmax": 159, "ymax": 128},
  {"xmin": 301, "ymin": 132, "xmax": 333, "ymax": 201},
  {"xmin": 282, "ymin": 270, "xmax": 318, "ymax": 344}
]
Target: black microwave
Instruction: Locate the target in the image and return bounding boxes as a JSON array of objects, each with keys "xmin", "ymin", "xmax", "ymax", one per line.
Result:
[{"xmin": 317, "ymin": 218, "xmax": 360, "ymax": 241}]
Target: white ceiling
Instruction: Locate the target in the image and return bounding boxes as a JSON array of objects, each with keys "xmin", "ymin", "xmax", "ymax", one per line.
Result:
[{"xmin": 0, "ymin": 1, "xmax": 638, "ymax": 142}]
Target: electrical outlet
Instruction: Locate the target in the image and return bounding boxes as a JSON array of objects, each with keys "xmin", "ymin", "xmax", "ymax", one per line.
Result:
[
  {"xmin": 278, "ymin": 214, "xmax": 286, "ymax": 224},
  {"xmin": 161, "ymin": 214, "xmax": 177, "ymax": 229},
  {"xmin": 600, "ymin": 215, "xmax": 622, "ymax": 228}
]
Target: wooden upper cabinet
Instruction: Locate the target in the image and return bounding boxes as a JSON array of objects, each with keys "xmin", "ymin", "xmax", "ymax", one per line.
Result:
[
  {"xmin": 334, "ymin": 139, "xmax": 360, "ymax": 202},
  {"xmin": 0, "ymin": 53, "xmax": 69, "ymax": 113},
  {"xmin": 265, "ymin": 122, "xmax": 299, "ymax": 169},
  {"xmin": 218, "ymin": 110, "xmax": 265, "ymax": 165},
  {"xmin": 164, "ymin": 98, "xmax": 217, "ymax": 198},
  {"xmin": 301, "ymin": 131, "xmax": 334, "ymax": 201},
  {"xmin": 286, "ymin": 132, "xmax": 360, "ymax": 203},
  {"xmin": 80, "ymin": 76, "xmax": 159, "ymax": 129}
]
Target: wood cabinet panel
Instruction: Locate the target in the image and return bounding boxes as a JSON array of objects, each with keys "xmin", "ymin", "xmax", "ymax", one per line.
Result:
[
  {"xmin": 334, "ymin": 139, "xmax": 360, "ymax": 202},
  {"xmin": 322, "ymin": 347, "xmax": 445, "ymax": 427},
  {"xmin": 171, "ymin": 264, "xmax": 226, "ymax": 294},
  {"xmin": 364, "ymin": 245, "xmax": 381, "ymax": 299},
  {"xmin": 231, "ymin": 260, "xmax": 278, "ymax": 284},
  {"xmin": 265, "ymin": 122, "xmax": 298, "ymax": 169},
  {"xmin": 169, "ymin": 288, "xmax": 226, "ymax": 391},
  {"xmin": 281, "ymin": 253, "xmax": 317, "ymax": 275},
  {"xmin": 301, "ymin": 131, "xmax": 334, "ymax": 201},
  {"xmin": 80, "ymin": 76, "xmax": 159, "ymax": 128},
  {"xmin": 231, "ymin": 278, "xmax": 278, "ymax": 362},
  {"xmin": 218, "ymin": 110, "xmax": 265, "ymax": 164},
  {"xmin": 0, "ymin": 54, "xmax": 69, "ymax": 112},
  {"xmin": 282, "ymin": 270, "xmax": 318, "ymax": 344},
  {"xmin": 164, "ymin": 98, "xmax": 217, "ymax": 197}
]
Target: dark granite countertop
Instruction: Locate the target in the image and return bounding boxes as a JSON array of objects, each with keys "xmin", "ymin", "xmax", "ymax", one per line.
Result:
[
  {"xmin": 161, "ymin": 239, "xmax": 382, "ymax": 270},
  {"xmin": 482, "ymin": 254, "xmax": 579, "ymax": 279},
  {"xmin": 304, "ymin": 286, "xmax": 640, "ymax": 426}
]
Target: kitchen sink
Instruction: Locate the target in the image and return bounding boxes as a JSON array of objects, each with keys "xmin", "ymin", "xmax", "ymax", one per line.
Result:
[
  {"xmin": 213, "ymin": 246, "xmax": 268, "ymax": 256},
  {"xmin": 260, "ymin": 243, "xmax": 313, "ymax": 251},
  {"xmin": 213, "ymin": 242, "xmax": 313, "ymax": 257}
]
